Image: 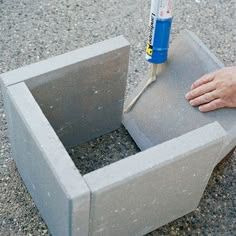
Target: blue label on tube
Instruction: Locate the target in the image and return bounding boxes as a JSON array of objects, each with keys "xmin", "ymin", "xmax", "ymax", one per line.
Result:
[{"xmin": 146, "ymin": 18, "xmax": 173, "ymax": 64}]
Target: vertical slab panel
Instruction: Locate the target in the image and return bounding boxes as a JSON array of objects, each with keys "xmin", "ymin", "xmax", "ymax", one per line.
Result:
[
  {"xmin": 123, "ymin": 30, "xmax": 236, "ymax": 150},
  {"xmin": 0, "ymin": 36, "xmax": 130, "ymax": 148},
  {"xmin": 24, "ymin": 36, "xmax": 129, "ymax": 148},
  {"xmin": 6, "ymin": 82, "xmax": 90, "ymax": 236},
  {"xmin": 84, "ymin": 122, "xmax": 226, "ymax": 236}
]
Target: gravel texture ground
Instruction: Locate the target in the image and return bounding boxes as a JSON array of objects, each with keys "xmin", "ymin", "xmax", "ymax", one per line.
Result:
[
  {"xmin": 68, "ymin": 126, "xmax": 140, "ymax": 176},
  {"xmin": 0, "ymin": 0, "xmax": 235, "ymax": 235}
]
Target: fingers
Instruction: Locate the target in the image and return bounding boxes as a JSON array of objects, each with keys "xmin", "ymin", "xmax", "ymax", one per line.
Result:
[
  {"xmin": 198, "ymin": 99, "xmax": 225, "ymax": 112},
  {"xmin": 189, "ymin": 91, "xmax": 218, "ymax": 107},
  {"xmin": 185, "ymin": 82, "xmax": 215, "ymax": 100},
  {"xmin": 186, "ymin": 67, "xmax": 236, "ymax": 112},
  {"xmin": 190, "ymin": 72, "xmax": 216, "ymax": 90}
]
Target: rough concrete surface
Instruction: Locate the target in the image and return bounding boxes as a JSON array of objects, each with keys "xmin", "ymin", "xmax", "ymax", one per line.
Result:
[{"xmin": 0, "ymin": 0, "xmax": 235, "ymax": 235}]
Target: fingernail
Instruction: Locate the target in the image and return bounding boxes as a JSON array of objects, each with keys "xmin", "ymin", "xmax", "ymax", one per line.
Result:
[
  {"xmin": 199, "ymin": 106, "xmax": 204, "ymax": 112},
  {"xmin": 185, "ymin": 92, "xmax": 190, "ymax": 99},
  {"xmin": 189, "ymin": 100, "xmax": 194, "ymax": 106}
]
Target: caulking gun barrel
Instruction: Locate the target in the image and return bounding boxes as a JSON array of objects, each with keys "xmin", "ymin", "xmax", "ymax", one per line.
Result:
[{"xmin": 146, "ymin": 0, "xmax": 173, "ymax": 64}]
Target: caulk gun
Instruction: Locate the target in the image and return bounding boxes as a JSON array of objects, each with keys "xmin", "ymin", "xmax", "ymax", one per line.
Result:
[{"xmin": 124, "ymin": 0, "xmax": 173, "ymax": 112}]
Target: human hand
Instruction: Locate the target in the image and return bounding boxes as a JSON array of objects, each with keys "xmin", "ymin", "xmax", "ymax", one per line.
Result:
[{"xmin": 185, "ymin": 66, "xmax": 236, "ymax": 112}]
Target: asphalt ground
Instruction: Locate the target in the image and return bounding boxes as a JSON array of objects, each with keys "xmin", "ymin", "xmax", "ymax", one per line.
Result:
[{"xmin": 0, "ymin": 0, "xmax": 235, "ymax": 235}]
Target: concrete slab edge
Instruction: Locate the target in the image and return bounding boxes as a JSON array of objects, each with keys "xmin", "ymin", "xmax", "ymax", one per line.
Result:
[
  {"xmin": 84, "ymin": 121, "xmax": 226, "ymax": 192},
  {"xmin": 215, "ymin": 124, "xmax": 236, "ymax": 165},
  {"xmin": 7, "ymin": 82, "xmax": 88, "ymax": 197},
  {"xmin": 0, "ymin": 35, "xmax": 129, "ymax": 87},
  {"xmin": 183, "ymin": 30, "xmax": 225, "ymax": 69}
]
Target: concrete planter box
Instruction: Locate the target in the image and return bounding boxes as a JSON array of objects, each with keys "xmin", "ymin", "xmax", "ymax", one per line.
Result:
[{"xmin": 1, "ymin": 31, "xmax": 236, "ymax": 236}]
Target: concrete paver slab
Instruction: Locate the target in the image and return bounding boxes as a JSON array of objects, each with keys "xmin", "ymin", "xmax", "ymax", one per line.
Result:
[
  {"xmin": 5, "ymin": 82, "xmax": 90, "ymax": 236},
  {"xmin": 84, "ymin": 122, "xmax": 226, "ymax": 236},
  {"xmin": 123, "ymin": 30, "xmax": 236, "ymax": 154}
]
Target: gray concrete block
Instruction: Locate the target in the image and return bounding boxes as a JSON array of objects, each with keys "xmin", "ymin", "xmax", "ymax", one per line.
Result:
[
  {"xmin": 84, "ymin": 122, "xmax": 226, "ymax": 236},
  {"xmin": 6, "ymin": 82, "xmax": 90, "ymax": 236},
  {"xmin": 1, "ymin": 36, "xmax": 130, "ymax": 148},
  {"xmin": 123, "ymin": 30, "xmax": 236, "ymax": 151}
]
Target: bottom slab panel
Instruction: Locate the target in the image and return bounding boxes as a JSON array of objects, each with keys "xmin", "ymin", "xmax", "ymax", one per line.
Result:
[{"xmin": 123, "ymin": 30, "xmax": 236, "ymax": 151}]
